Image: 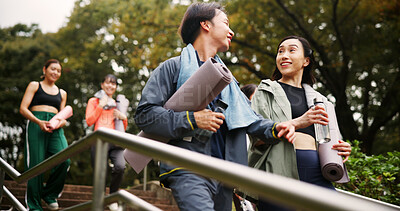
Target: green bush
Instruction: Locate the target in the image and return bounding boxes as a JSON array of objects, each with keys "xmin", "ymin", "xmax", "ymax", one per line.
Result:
[{"xmin": 334, "ymin": 140, "xmax": 400, "ymax": 205}]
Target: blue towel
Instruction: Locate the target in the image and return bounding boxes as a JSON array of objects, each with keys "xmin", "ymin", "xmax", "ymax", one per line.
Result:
[{"xmin": 177, "ymin": 44, "xmax": 259, "ymax": 130}]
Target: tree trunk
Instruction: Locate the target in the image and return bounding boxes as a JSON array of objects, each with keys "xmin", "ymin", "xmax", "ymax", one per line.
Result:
[
  {"xmin": 335, "ymin": 95, "xmax": 360, "ymax": 144},
  {"xmin": 360, "ymin": 128, "xmax": 378, "ymax": 155}
]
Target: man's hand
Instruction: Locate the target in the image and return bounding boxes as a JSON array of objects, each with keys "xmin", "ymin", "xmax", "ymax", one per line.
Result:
[
  {"xmin": 275, "ymin": 121, "xmax": 296, "ymax": 143},
  {"xmin": 193, "ymin": 109, "xmax": 225, "ymax": 132}
]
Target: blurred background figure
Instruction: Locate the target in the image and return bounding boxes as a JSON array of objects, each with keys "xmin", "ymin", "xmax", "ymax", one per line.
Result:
[
  {"xmin": 19, "ymin": 59, "xmax": 71, "ymax": 211},
  {"xmin": 85, "ymin": 74, "xmax": 128, "ymax": 211},
  {"xmin": 240, "ymin": 84, "xmax": 257, "ymax": 101}
]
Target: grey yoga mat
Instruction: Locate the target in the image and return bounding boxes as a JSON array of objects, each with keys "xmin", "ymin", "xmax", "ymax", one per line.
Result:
[
  {"xmin": 115, "ymin": 94, "xmax": 129, "ymax": 132},
  {"xmin": 124, "ymin": 57, "xmax": 233, "ymax": 173},
  {"xmin": 317, "ymin": 105, "xmax": 350, "ymax": 183}
]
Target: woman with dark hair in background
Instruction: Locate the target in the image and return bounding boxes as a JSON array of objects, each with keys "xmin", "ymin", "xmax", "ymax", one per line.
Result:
[
  {"xmin": 85, "ymin": 74, "xmax": 128, "ymax": 211},
  {"xmin": 20, "ymin": 59, "xmax": 71, "ymax": 210},
  {"xmin": 240, "ymin": 84, "xmax": 257, "ymax": 101},
  {"xmin": 248, "ymin": 36, "xmax": 352, "ymax": 210}
]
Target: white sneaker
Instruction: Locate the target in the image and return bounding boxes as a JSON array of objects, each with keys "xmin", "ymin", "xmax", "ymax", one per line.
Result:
[
  {"xmin": 108, "ymin": 202, "xmax": 119, "ymax": 211},
  {"xmin": 46, "ymin": 201, "xmax": 59, "ymax": 210}
]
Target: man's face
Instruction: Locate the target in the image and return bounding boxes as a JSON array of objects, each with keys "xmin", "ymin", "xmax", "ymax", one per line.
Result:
[{"xmin": 208, "ymin": 10, "xmax": 234, "ymax": 52}]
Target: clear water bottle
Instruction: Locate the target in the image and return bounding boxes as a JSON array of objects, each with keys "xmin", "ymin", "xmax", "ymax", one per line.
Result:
[
  {"xmin": 194, "ymin": 99, "xmax": 228, "ymax": 142},
  {"xmin": 314, "ymin": 97, "xmax": 331, "ymax": 144}
]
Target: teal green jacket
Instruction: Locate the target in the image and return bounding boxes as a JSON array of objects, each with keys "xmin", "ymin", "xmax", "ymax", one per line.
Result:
[{"xmin": 248, "ymin": 79, "xmax": 342, "ymax": 180}]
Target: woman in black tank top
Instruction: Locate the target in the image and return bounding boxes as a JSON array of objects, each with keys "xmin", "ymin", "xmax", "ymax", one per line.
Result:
[
  {"xmin": 19, "ymin": 59, "xmax": 70, "ymax": 211},
  {"xmin": 20, "ymin": 59, "xmax": 67, "ymax": 131},
  {"xmin": 29, "ymin": 82, "xmax": 62, "ymax": 111}
]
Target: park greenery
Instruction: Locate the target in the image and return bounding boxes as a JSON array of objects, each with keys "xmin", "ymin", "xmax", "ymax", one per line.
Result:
[
  {"xmin": 0, "ymin": 0, "xmax": 399, "ymax": 206},
  {"xmin": 335, "ymin": 140, "xmax": 399, "ymax": 205}
]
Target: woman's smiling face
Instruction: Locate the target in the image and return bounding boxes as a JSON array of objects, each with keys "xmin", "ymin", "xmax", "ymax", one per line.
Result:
[
  {"xmin": 101, "ymin": 77, "xmax": 117, "ymax": 97},
  {"xmin": 43, "ymin": 63, "xmax": 62, "ymax": 82},
  {"xmin": 276, "ymin": 38, "xmax": 310, "ymax": 78}
]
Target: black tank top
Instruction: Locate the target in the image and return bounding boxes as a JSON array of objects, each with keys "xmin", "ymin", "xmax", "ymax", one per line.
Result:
[
  {"xmin": 29, "ymin": 82, "xmax": 62, "ymax": 111},
  {"xmin": 278, "ymin": 82, "xmax": 315, "ymax": 138}
]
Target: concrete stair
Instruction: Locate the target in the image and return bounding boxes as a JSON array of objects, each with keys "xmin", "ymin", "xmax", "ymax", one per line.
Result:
[{"xmin": 1, "ymin": 180, "xmax": 178, "ymax": 210}]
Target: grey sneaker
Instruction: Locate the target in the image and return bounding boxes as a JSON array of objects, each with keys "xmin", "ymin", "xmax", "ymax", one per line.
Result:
[{"xmin": 46, "ymin": 201, "xmax": 59, "ymax": 210}]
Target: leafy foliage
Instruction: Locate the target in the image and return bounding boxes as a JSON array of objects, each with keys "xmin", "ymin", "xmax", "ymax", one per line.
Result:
[
  {"xmin": 51, "ymin": 0, "xmax": 188, "ymax": 184},
  {"xmin": 335, "ymin": 140, "xmax": 400, "ymax": 205},
  {"xmin": 226, "ymin": 0, "xmax": 400, "ymax": 154},
  {"xmin": 0, "ymin": 24, "xmax": 55, "ymax": 168},
  {"xmin": 1, "ymin": 0, "xmax": 399, "ymax": 192}
]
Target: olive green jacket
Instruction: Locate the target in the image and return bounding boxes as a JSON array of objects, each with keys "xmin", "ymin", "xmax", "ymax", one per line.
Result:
[
  {"xmin": 248, "ymin": 79, "xmax": 299, "ymax": 179},
  {"xmin": 248, "ymin": 79, "xmax": 339, "ymax": 180}
]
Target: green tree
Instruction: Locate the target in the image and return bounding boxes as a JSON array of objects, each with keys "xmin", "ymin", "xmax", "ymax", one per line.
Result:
[
  {"xmin": 2, "ymin": 0, "xmax": 399, "ymax": 187},
  {"xmin": 226, "ymin": 0, "xmax": 400, "ymax": 154},
  {"xmin": 48, "ymin": 0, "xmax": 189, "ymax": 185},
  {"xmin": 0, "ymin": 24, "xmax": 55, "ymax": 169}
]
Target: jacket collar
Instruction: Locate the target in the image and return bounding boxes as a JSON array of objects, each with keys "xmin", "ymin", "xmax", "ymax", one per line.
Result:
[
  {"xmin": 258, "ymin": 79, "xmax": 326, "ymax": 118},
  {"xmin": 259, "ymin": 79, "xmax": 292, "ymax": 120}
]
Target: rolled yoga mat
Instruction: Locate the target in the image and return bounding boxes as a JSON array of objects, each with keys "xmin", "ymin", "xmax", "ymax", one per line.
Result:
[
  {"xmin": 48, "ymin": 105, "xmax": 73, "ymax": 130},
  {"xmin": 115, "ymin": 94, "xmax": 129, "ymax": 132},
  {"xmin": 317, "ymin": 105, "xmax": 349, "ymax": 183},
  {"xmin": 124, "ymin": 57, "xmax": 233, "ymax": 173}
]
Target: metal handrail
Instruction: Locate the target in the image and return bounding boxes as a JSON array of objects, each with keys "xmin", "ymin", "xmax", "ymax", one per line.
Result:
[
  {"xmin": 1, "ymin": 127, "xmax": 399, "ymax": 210},
  {"xmin": 97, "ymin": 127, "xmax": 400, "ymax": 211},
  {"xmin": 63, "ymin": 190, "xmax": 162, "ymax": 211},
  {"xmin": 0, "ymin": 130, "xmax": 162, "ymax": 211},
  {"xmin": 337, "ymin": 189, "xmax": 400, "ymax": 210},
  {"xmin": 2, "ymin": 186, "xmax": 26, "ymax": 211},
  {"xmin": 0, "ymin": 133, "xmax": 95, "ymax": 183}
]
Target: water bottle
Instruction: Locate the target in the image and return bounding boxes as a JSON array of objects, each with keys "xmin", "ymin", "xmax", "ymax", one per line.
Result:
[
  {"xmin": 194, "ymin": 99, "xmax": 228, "ymax": 142},
  {"xmin": 313, "ymin": 97, "xmax": 331, "ymax": 144}
]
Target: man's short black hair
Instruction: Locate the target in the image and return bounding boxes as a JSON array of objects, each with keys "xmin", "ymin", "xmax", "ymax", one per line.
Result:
[{"xmin": 178, "ymin": 2, "xmax": 225, "ymax": 45}]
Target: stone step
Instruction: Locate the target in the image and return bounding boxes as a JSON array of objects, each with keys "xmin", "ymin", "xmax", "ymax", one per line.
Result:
[
  {"xmin": 2, "ymin": 187, "xmax": 168, "ymax": 204},
  {"xmin": 1, "ymin": 196, "xmax": 89, "ymax": 210},
  {"xmin": 3, "ymin": 180, "xmax": 97, "ymax": 193},
  {"xmin": 2, "ymin": 180, "xmax": 179, "ymax": 210},
  {"xmin": 3, "ymin": 187, "xmax": 94, "ymax": 201},
  {"xmin": 2, "ymin": 196, "xmax": 179, "ymax": 211},
  {"xmin": 126, "ymin": 189, "xmax": 157, "ymax": 197}
]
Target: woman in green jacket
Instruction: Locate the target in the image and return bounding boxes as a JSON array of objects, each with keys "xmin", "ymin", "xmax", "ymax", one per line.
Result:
[{"xmin": 248, "ymin": 36, "xmax": 352, "ymax": 211}]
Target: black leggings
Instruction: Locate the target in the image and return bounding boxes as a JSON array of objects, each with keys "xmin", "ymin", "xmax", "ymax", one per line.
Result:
[{"xmin": 258, "ymin": 149, "xmax": 335, "ymax": 211}]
